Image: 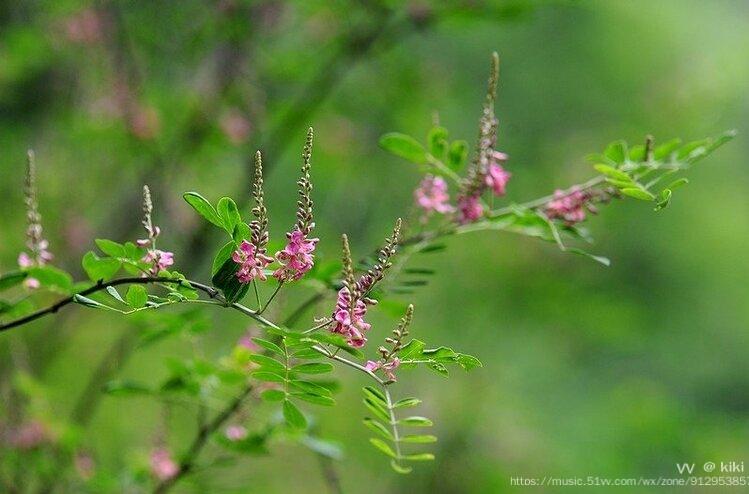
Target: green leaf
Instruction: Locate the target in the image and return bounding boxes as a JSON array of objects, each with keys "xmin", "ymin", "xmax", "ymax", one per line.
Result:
[
  {"xmin": 248, "ymin": 354, "xmax": 286, "ymax": 372},
  {"xmin": 402, "ymin": 453, "xmax": 435, "ymax": 461},
  {"xmin": 126, "ymin": 285, "xmax": 148, "ymax": 308},
  {"xmin": 283, "ymin": 399, "xmax": 307, "ymax": 430},
  {"xmin": 252, "ymin": 337, "xmax": 285, "ymax": 357},
  {"xmin": 398, "ymin": 340, "xmax": 425, "ymax": 360},
  {"xmin": 390, "ymin": 460, "xmax": 413, "ymax": 474},
  {"xmin": 455, "ymin": 353, "xmax": 483, "ymax": 370},
  {"xmin": 82, "ymin": 251, "xmax": 122, "ymax": 282},
  {"xmin": 260, "ymin": 389, "xmax": 286, "ymax": 402},
  {"xmin": 364, "ymin": 398, "xmax": 391, "ymax": 423},
  {"xmin": 655, "ymin": 188, "xmax": 672, "ymax": 212},
  {"xmin": 95, "ymin": 239, "xmax": 125, "ymax": 258},
  {"xmin": 400, "ymin": 434, "xmax": 437, "ymax": 443},
  {"xmin": 621, "ymin": 188, "xmax": 655, "ymax": 201},
  {"xmin": 369, "ymin": 438, "xmax": 396, "ymax": 458},
  {"xmin": 393, "ymin": 398, "xmax": 422, "ymax": 409},
  {"xmin": 447, "ymin": 140, "xmax": 469, "ymax": 171},
  {"xmin": 593, "ymin": 164, "xmax": 630, "ymax": 181},
  {"xmin": 290, "ymin": 380, "xmax": 332, "ymax": 397},
  {"xmin": 0, "ymin": 271, "xmax": 27, "ymax": 291},
  {"xmin": 212, "ymin": 241, "xmax": 236, "ymax": 277},
  {"xmin": 363, "ymin": 418, "xmax": 394, "ymax": 441},
  {"xmin": 103, "ymin": 380, "xmax": 152, "ymax": 396},
  {"xmin": 299, "ymin": 436, "xmax": 343, "ymax": 460},
  {"xmin": 666, "ymin": 178, "xmax": 689, "ymax": 190},
  {"xmin": 291, "ymin": 392, "xmax": 335, "ymax": 406},
  {"xmin": 567, "ymin": 248, "xmax": 611, "ymax": 267},
  {"xmin": 291, "ymin": 363, "xmax": 333, "ymax": 374},
  {"xmin": 106, "ymin": 286, "xmax": 126, "ymax": 304},
  {"xmin": 217, "ymin": 197, "xmax": 241, "ymax": 235},
  {"xmin": 427, "ymin": 361, "xmax": 449, "ymax": 376},
  {"xmin": 183, "ymin": 192, "xmax": 224, "ymax": 228},
  {"xmin": 27, "ymin": 266, "xmax": 74, "ymax": 293},
  {"xmin": 379, "ymin": 133, "xmax": 427, "ymax": 164},
  {"xmin": 211, "ymin": 257, "xmax": 249, "ymax": 304},
  {"xmin": 427, "ymin": 126, "xmax": 448, "ymax": 160},
  {"xmin": 362, "ymin": 386, "xmax": 387, "ymax": 405},
  {"xmin": 604, "ymin": 140, "xmax": 627, "ymax": 164},
  {"xmin": 73, "ymin": 295, "xmax": 117, "ymax": 311},
  {"xmin": 251, "ymin": 371, "xmax": 286, "ymax": 383},
  {"xmin": 398, "ymin": 416, "xmax": 433, "ymax": 427},
  {"xmin": 654, "ymin": 138, "xmax": 682, "ymax": 160}
]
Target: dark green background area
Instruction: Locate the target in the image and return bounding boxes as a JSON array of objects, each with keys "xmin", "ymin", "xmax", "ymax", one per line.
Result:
[{"xmin": 1, "ymin": 1, "xmax": 747, "ymax": 492}]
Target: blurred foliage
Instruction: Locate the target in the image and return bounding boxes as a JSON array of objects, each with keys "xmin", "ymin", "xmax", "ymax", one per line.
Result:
[{"xmin": 0, "ymin": 0, "xmax": 748, "ymax": 492}]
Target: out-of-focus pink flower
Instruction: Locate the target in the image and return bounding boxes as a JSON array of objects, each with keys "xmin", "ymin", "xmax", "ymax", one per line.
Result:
[
  {"xmin": 24, "ymin": 278, "xmax": 41, "ymax": 289},
  {"xmin": 75, "ymin": 452, "xmax": 96, "ymax": 480},
  {"xmin": 18, "ymin": 252, "xmax": 33, "ymax": 268},
  {"xmin": 273, "ymin": 229, "xmax": 318, "ymax": 282},
  {"xmin": 130, "ymin": 106, "xmax": 161, "ymax": 140},
  {"xmin": 8, "ymin": 421, "xmax": 49, "ymax": 450},
  {"xmin": 331, "ymin": 287, "xmax": 371, "ymax": 348},
  {"xmin": 224, "ymin": 425, "xmax": 248, "ymax": 441},
  {"xmin": 150, "ymin": 448, "xmax": 179, "ymax": 481},
  {"xmin": 237, "ymin": 331, "xmax": 260, "ymax": 352},
  {"xmin": 457, "ymin": 195, "xmax": 484, "ymax": 224},
  {"xmin": 233, "ymin": 240, "xmax": 273, "ymax": 284},
  {"xmin": 414, "ymin": 175, "xmax": 455, "ymax": 215},
  {"xmin": 545, "ymin": 188, "xmax": 593, "ymax": 225},
  {"xmin": 65, "ymin": 9, "xmax": 103, "ymax": 45},
  {"xmin": 365, "ymin": 358, "xmax": 401, "ymax": 382},
  {"xmin": 220, "ymin": 110, "xmax": 252, "ymax": 145},
  {"xmin": 142, "ymin": 250, "xmax": 174, "ymax": 275},
  {"xmin": 485, "ymin": 157, "xmax": 511, "ymax": 197}
]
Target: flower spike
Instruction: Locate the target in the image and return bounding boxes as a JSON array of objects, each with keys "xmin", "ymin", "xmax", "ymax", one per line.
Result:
[
  {"xmin": 273, "ymin": 128, "xmax": 319, "ymax": 282},
  {"xmin": 17, "ymin": 150, "xmax": 53, "ymax": 288}
]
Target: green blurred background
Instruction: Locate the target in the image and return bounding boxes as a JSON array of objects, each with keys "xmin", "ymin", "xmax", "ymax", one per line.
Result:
[{"xmin": 1, "ymin": 0, "xmax": 748, "ymax": 492}]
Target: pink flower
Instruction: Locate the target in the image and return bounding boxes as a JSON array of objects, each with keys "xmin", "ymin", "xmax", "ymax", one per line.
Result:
[
  {"xmin": 75, "ymin": 452, "xmax": 95, "ymax": 480},
  {"xmin": 273, "ymin": 229, "xmax": 319, "ymax": 282},
  {"xmin": 220, "ymin": 110, "xmax": 252, "ymax": 145},
  {"xmin": 24, "ymin": 278, "xmax": 40, "ymax": 290},
  {"xmin": 545, "ymin": 188, "xmax": 593, "ymax": 225},
  {"xmin": 225, "ymin": 425, "xmax": 248, "ymax": 441},
  {"xmin": 485, "ymin": 160, "xmax": 511, "ymax": 197},
  {"xmin": 17, "ymin": 252, "xmax": 33, "ymax": 268},
  {"xmin": 8, "ymin": 421, "xmax": 49, "ymax": 450},
  {"xmin": 414, "ymin": 175, "xmax": 455, "ymax": 215},
  {"xmin": 457, "ymin": 195, "xmax": 484, "ymax": 224},
  {"xmin": 330, "ymin": 287, "xmax": 372, "ymax": 348},
  {"xmin": 233, "ymin": 240, "xmax": 273, "ymax": 284},
  {"xmin": 237, "ymin": 331, "xmax": 260, "ymax": 352},
  {"xmin": 150, "ymin": 448, "xmax": 179, "ymax": 481},
  {"xmin": 365, "ymin": 358, "xmax": 401, "ymax": 382},
  {"xmin": 142, "ymin": 249, "xmax": 174, "ymax": 274}
]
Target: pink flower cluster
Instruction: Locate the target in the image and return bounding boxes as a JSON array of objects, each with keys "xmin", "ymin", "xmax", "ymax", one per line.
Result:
[
  {"xmin": 18, "ymin": 240, "xmax": 53, "ymax": 289},
  {"xmin": 273, "ymin": 229, "xmax": 319, "ymax": 282},
  {"xmin": 485, "ymin": 151, "xmax": 511, "ymax": 196},
  {"xmin": 331, "ymin": 286, "xmax": 372, "ymax": 348},
  {"xmin": 150, "ymin": 448, "xmax": 179, "ymax": 481},
  {"xmin": 143, "ymin": 250, "xmax": 174, "ymax": 275},
  {"xmin": 233, "ymin": 240, "xmax": 273, "ymax": 284},
  {"xmin": 456, "ymin": 150, "xmax": 511, "ymax": 224},
  {"xmin": 545, "ymin": 187, "xmax": 593, "ymax": 225},
  {"xmin": 365, "ymin": 358, "xmax": 401, "ymax": 382},
  {"xmin": 414, "ymin": 175, "xmax": 455, "ymax": 215}
]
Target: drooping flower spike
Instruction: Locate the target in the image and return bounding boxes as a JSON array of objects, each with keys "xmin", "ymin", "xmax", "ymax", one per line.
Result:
[
  {"xmin": 17, "ymin": 150, "xmax": 53, "ymax": 289},
  {"xmin": 274, "ymin": 128, "xmax": 319, "ymax": 282},
  {"xmin": 138, "ymin": 185, "xmax": 174, "ymax": 275}
]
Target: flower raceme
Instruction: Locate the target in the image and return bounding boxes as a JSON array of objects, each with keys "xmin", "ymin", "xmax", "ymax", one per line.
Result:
[
  {"xmin": 273, "ymin": 228, "xmax": 319, "ymax": 282},
  {"xmin": 233, "ymin": 240, "xmax": 273, "ymax": 284},
  {"xmin": 545, "ymin": 187, "xmax": 595, "ymax": 225},
  {"xmin": 332, "ymin": 286, "xmax": 372, "ymax": 348}
]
